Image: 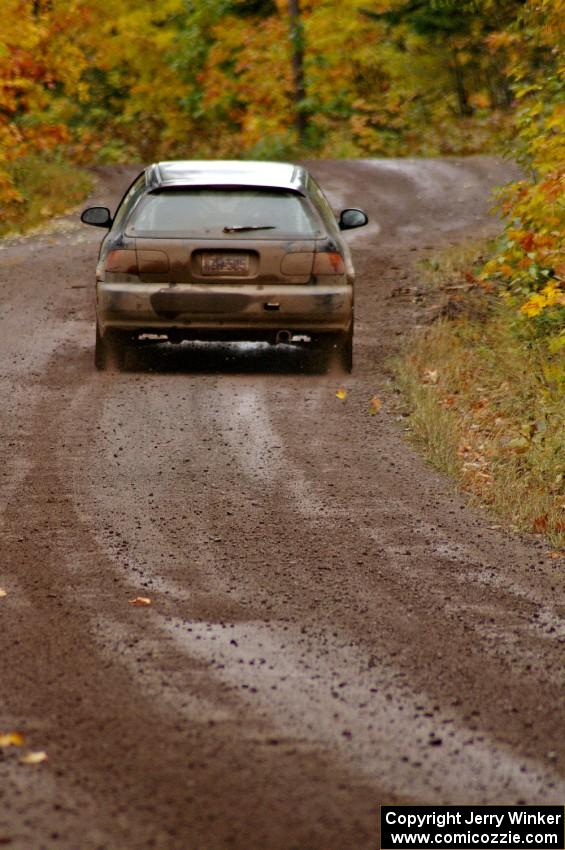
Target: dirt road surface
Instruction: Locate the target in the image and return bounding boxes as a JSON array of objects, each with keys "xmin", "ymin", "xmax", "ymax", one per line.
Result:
[{"xmin": 1, "ymin": 158, "xmax": 563, "ymax": 850}]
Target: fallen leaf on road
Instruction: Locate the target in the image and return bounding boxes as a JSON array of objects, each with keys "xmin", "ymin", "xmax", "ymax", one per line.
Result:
[
  {"xmin": 19, "ymin": 751, "xmax": 48, "ymax": 765},
  {"xmin": 335, "ymin": 388, "xmax": 347, "ymax": 400},
  {"xmin": 0, "ymin": 589, "xmax": 6, "ymax": 598},
  {"xmin": 547, "ymin": 551, "xmax": 564, "ymax": 560},
  {"xmin": 368, "ymin": 396, "xmax": 382, "ymax": 415},
  {"xmin": 0, "ymin": 732, "xmax": 25, "ymax": 747},
  {"xmin": 129, "ymin": 596, "xmax": 152, "ymax": 606}
]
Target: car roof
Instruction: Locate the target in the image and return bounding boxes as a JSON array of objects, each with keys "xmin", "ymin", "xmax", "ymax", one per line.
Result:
[{"xmin": 146, "ymin": 160, "xmax": 309, "ymax": 195}]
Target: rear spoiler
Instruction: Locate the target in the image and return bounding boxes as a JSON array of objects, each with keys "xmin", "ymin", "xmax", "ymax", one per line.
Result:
[
  {"xmin": 147, "ymin": 183, "xmax": 305, "ymax": 197},
  {"xmin": 145, "ymin": 163, "xmax": 305, "ymax": 196}
]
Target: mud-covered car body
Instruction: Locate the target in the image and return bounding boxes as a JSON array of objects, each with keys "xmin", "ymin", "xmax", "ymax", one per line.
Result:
[{"xmin": 81, "ymin": 160, "xmax": 367, "ymax": 370}]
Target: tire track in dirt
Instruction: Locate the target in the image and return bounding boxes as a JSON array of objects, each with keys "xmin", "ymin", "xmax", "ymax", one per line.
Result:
[
  {"xmin": 1, "ymin": 157, "xmax": 562, "ymax": 850},
  {"xmin": 0, "ymin": 347, "xmax": 391, "ymax": 850},
  {"xmin": 71, "ymin": 364, "xmax": 564, "ymax": 805}
]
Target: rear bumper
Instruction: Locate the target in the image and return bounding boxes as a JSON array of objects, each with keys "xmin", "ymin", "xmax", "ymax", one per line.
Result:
[{"xmin": 96, "ymin": 281, "xmax": 353, "ymax": 337}]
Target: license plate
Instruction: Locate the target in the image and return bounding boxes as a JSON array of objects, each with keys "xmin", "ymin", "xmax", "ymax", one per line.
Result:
[{"xmin": 201, "ymin": 253, "xmax": 250, "ymax": 275}]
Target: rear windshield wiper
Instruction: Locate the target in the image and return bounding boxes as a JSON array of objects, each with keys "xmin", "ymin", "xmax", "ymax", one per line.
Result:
[{"xmin": 223, "ymin": 225, "xmax": 276, "ymax": 233}]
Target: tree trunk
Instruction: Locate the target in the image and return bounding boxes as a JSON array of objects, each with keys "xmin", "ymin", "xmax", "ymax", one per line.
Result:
[
  {"xmin": 288, "ymin": 0, "xmax": 308, "ymax": 142},
  {"xmin": 451, "ymin": 50, "xmax": 473, "ymax": 117}
]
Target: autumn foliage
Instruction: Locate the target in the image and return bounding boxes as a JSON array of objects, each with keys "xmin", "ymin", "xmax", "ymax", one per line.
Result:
[
  {"xmin": 0, "ymin": 1, "xmax": 94, "ymax": 193},
  {"xmin": 0, "ymin": 1, "xmax": 560, "ymax": 163},
  {"xmin": 480, "ymin": 0, "xmax": 564, "ymax": 345},
  {"xmin": 0, "ymin": 0, "xmax": 564, "ymax": 339}
]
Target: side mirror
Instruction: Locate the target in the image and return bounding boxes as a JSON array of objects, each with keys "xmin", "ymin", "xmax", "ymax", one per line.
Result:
[
  {"xmin": 81, "ymin": 207, "xmax": 112, "ymax": 228},
  {"xmin": 338, "ymin": 208, "xmax": 368, "ymax": 231}
]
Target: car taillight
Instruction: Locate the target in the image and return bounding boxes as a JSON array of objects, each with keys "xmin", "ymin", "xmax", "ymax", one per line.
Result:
[
  {"xmin": 106, "ymin": 250, "xmax": 138, "ymax": 274},
  {"xmin": 312, "ymin": 252, "xmax": 345, "ymax": 274}
]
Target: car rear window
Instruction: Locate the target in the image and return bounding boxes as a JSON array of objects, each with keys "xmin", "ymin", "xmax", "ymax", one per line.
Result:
[{"xmin": 126, "ymin": 189, "xmax": 322, "ymax": 238}]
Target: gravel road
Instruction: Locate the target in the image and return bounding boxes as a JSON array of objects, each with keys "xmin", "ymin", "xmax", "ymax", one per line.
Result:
[{"xmin": 0, "ymin": 157, "xmax": 563, "ymax": 850}]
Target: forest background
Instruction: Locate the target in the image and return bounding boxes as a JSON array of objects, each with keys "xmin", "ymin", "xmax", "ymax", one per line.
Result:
[
  {"xmin": 0, "ymin": 0, "xmax": 563, "ymax": 541},
  {"xmin": 0, "ymin": 0, "xmax": 562, "ymax": 318}
]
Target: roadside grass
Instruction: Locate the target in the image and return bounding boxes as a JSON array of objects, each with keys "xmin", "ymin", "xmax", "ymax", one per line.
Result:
[
  {"xmin": 393, "ymin": 242, "xmax": 565, "ymax": 549},
  {"xmin": 0, "ymin": 154, "xmax": 93, "ymax": 238}
]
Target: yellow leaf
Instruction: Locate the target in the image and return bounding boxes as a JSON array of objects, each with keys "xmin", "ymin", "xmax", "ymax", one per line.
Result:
[
  {"xmin": 19, "ymin": 751, "xmax": 48, "ymax": 765},
  {"xmin": 0, "ymin": 588, "xmax": 6, "ymax": 598},
  {"xmin": 0, "ymin": 731, "xmax": 25, "ymax": 747},
  {"xmin": 368, "ymin": 396, "xmax": 382, "ymax": 415},
  {"xmin": 548, "ymin": 335, "xmax": 565, "ymax": 354},
  {"xmin": 129, "ymin": 596, "xmax": 152, "ymax": 606},
  {"xmin": 335, "ymin": 388, "xmax": 347, "ymax": 400}
]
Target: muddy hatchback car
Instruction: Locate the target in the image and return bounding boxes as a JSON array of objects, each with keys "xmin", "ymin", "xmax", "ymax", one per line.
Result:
[{"xmin": 81, "ymin": 160, "xmax": 367, "ymax": 371}]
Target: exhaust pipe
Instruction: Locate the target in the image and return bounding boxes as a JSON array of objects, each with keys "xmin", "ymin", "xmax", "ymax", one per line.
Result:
[{"xmin": 276, "ymin": 330, "xmax": 292, "ymax": 345}]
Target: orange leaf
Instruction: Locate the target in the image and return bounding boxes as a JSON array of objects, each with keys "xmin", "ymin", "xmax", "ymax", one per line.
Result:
[
  {"xmin": 0, "ymin": 732, "xmax": 25, "ymax": 747},
  {"xmin": 532, "ymin": 515, "xmax": 548, "ymax": 533},
  {"xmin": 368, "ymin": 396, "xmax": 382, "ymax": 415},
  {"xmin": 519, "ymin": 233, "xmax": 535, "ymax": 252},
  {"xmin": 129, "ymin": 596, "xmax": 152, "ymax": 606}
]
